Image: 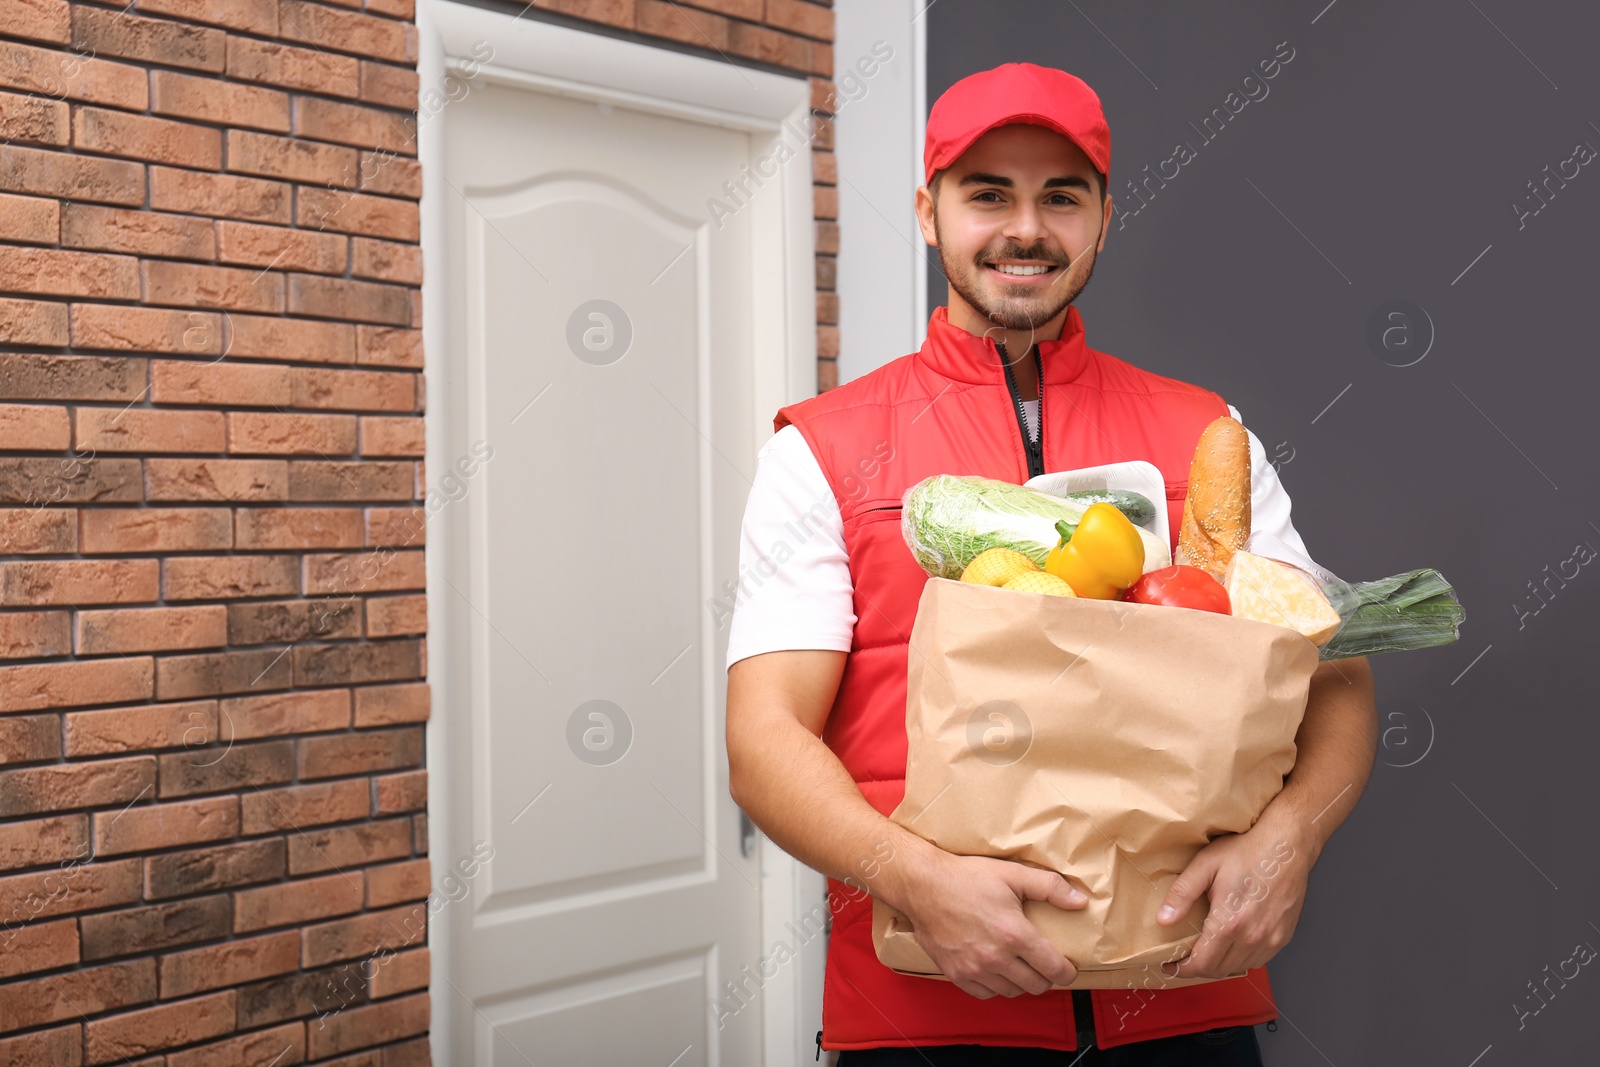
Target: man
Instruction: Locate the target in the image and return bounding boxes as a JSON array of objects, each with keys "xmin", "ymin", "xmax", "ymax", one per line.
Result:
[{"xmin": 725, "ymin": 63, "xmax": 1377, "ymax": 1064}]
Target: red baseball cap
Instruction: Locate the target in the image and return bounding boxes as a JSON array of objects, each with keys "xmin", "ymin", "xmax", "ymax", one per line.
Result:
[{"xmin": 923, "ymin": 62, "xmax": 1111, "ymax": 188}]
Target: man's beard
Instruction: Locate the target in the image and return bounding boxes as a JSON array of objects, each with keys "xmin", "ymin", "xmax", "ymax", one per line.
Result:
[{"xmin": 935, "ymin": 213, "xmax": 1097, "ymax": 340}]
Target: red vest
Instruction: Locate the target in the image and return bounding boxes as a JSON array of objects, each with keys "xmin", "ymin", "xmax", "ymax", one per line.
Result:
[{"xmin": 775, "ymin": 305, "xmax": 1280, "ymax": 1052}]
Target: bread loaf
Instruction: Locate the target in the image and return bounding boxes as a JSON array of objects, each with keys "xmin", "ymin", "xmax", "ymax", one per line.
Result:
[{"xmin": 1176, "ymin": 416, "xmax": 1250, "ymax": 580}]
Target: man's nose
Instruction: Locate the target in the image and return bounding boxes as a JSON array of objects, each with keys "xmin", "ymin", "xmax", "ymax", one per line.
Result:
[{"xmin": 1001, "ymin": 200, "xmax": 1051, "ymax": 253}]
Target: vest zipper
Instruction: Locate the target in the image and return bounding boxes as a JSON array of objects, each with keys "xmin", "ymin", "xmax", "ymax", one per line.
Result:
[
  {"xmin": 1073, "ymin": 988, "xmax": 1097, "ymax": 1050},
  {"xmin": 997, "ymin": 341, "xmax": 1045, "ymax": 479}
]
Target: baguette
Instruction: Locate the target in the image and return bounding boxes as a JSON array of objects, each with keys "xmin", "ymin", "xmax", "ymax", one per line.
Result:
[{"xmin": 1176, "ymin": 416, "xmax": 1250, "ymax": 580}]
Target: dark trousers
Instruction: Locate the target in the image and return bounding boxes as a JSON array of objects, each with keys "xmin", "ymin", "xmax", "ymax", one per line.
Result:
[{"xmin": 835, "ymin": 1024, "xmax": 1264, "ymax": 1065}]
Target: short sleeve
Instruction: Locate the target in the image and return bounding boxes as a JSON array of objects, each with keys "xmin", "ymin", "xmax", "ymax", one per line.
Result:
[
  {"xmin": 1227, "ymin": 404, "xmax": 1329, "ymax": 581},
  {"xmin": 724, "ymin": 425, "xmax": 858, "ymax": 670}
]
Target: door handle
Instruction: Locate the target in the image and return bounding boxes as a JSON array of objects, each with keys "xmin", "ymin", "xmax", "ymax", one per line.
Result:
[{"xmin": 739, "ymin": 809, "xmax": 758, "ymax": 858}]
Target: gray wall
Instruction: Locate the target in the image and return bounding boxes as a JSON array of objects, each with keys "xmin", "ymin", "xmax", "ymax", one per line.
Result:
[{"xmin": 926, "ymin": 2, "xmax": 1597, "ymax": 1063}]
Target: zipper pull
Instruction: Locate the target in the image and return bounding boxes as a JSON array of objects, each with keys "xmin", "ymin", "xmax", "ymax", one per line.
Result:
[{"xmin": 815, "ymin": 1029, "xmax": 824, "ymax": 1061}]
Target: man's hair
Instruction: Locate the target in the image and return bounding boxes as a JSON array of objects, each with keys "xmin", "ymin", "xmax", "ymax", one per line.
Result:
[{"xmin": 928, "ymin": 166, "xmax": 1108, "ymax": 203}]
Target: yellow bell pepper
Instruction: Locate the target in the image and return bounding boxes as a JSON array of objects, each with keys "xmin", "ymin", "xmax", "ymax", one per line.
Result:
[{"xmin": 1044, "ymin": 502, "xmax": 1146, "ymax": 599}]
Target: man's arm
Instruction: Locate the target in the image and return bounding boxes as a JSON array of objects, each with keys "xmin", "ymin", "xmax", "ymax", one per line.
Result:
[
  {"xmin": 1254, "ymin": 654, "xmax": 1379, "ymax": 860},
  {"xmin": 1157, "ymin": 654, "xmax": 1378, "ymax": 978},
  {"xmin": 727, "ymin": 648, "xmax": 1090, "ymax": 999}
]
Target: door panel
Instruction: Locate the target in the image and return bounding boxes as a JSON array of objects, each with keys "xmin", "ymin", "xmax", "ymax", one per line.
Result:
[
  {"xmin": 479, "ymin": 954, "xmax": 707, "ymax": 1066},
  {"xmin": 472, "ymin": 178, "xmax": 707, "ymax": 905}
]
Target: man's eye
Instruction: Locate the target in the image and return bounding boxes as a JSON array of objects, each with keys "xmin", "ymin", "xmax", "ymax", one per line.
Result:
[{"xmin": 971, "ymin": 191, "xmax": 1076, "ymax": 205}]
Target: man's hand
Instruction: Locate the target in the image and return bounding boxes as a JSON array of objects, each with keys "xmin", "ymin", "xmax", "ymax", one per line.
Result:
[
  {"xmin": 901, "ymin": 850, "xmax": 1089, "ymax": 1000},
  {"xmin": 1153, "ymin": 820, "xmax": 1314, "ymax": 980}
]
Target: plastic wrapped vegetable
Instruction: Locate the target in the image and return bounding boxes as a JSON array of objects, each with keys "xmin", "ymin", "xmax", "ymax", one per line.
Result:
[
  {"xmin": 1312, "ymin": 567, "xmax": 1467, "ymax": 660},
  {"xmin": 901, "ymin": 474, "xmax": 1170, "ymax": 581}
]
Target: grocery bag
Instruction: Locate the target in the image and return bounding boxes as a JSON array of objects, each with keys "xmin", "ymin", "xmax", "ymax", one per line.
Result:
[{"xmin": 871, "ymin": 576, "xmax": 1320, "ymax": 990}]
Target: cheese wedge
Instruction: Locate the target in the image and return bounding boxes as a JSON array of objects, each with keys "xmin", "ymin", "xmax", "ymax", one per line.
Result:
[{"xmin": 1224, "ymin": 551, "xmax": 1341, "ymax": 645}]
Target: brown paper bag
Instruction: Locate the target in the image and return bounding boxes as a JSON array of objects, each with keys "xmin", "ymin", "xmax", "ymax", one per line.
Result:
[{"xmin": 872, "ymin": 577, "xmax": 1319, "ymax": 990}]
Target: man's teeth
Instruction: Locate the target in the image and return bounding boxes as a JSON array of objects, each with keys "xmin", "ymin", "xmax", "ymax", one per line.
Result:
[{"xmin": 992, "ymin": 264, "xmax": 1053, "ymax": 275}]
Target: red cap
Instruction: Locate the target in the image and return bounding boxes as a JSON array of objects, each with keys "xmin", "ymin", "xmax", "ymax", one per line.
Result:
[{"xmin": 924, "ymin": 62, "xmax": 1110, "ymax": 187}]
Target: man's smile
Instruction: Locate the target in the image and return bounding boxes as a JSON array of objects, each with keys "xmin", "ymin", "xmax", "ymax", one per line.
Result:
[{"xmin": 985, "ymin": 261, "xmax": 1061, "ymax": 284}]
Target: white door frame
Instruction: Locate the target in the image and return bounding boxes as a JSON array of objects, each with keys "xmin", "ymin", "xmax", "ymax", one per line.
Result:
[
  {"xmin": 415, "ymin": 4, "xmax": 821, "ymax": 1062},
  {"xmin": 833, "ymin": 0, "xmax": 929, "ymax": 384}
]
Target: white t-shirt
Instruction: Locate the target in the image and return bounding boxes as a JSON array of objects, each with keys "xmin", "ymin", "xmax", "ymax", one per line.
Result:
[{"xmin": 725, "ymin": 402, "xmax": 1320, "ymax": 670}]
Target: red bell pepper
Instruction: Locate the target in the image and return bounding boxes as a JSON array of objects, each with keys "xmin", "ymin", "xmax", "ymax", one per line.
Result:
[{"xmin": 1124, "ymin": 564, "xmax": 1231, "ymax": 615}]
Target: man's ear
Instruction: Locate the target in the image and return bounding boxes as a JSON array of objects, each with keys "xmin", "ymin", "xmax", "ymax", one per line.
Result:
[
  {"xmin": 914, "ymin": 184, "xmax": 938, "ymax": 247},
  {"xmin": 1097, "ymin": 194, "xmax": 1113, "ymax": 251}
]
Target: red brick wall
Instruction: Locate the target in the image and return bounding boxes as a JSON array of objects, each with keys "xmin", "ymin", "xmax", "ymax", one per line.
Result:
[
  {"xmin": 0, "ymin": 0, "xmax": 432, "ymax": 1063},
  {"xmin": 0, "ymin": 1, "xmax": 832, "ymax": 1064}
]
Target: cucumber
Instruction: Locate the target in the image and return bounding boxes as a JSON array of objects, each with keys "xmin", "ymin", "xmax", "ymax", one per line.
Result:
[{"xmin": 1055, "ymin": 489, "xmax": 1156, "ymax": 528}]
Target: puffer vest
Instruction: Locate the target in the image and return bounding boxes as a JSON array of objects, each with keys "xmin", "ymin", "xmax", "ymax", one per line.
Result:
[{"xmin": 775, "ymin": 304, "xmax": 1280, "ymax": 1053}]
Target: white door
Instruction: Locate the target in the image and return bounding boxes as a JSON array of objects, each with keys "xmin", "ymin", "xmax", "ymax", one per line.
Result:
[{"xmin": 420, "ymin": 8, "xmax": 816, "ymax": 1065}]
